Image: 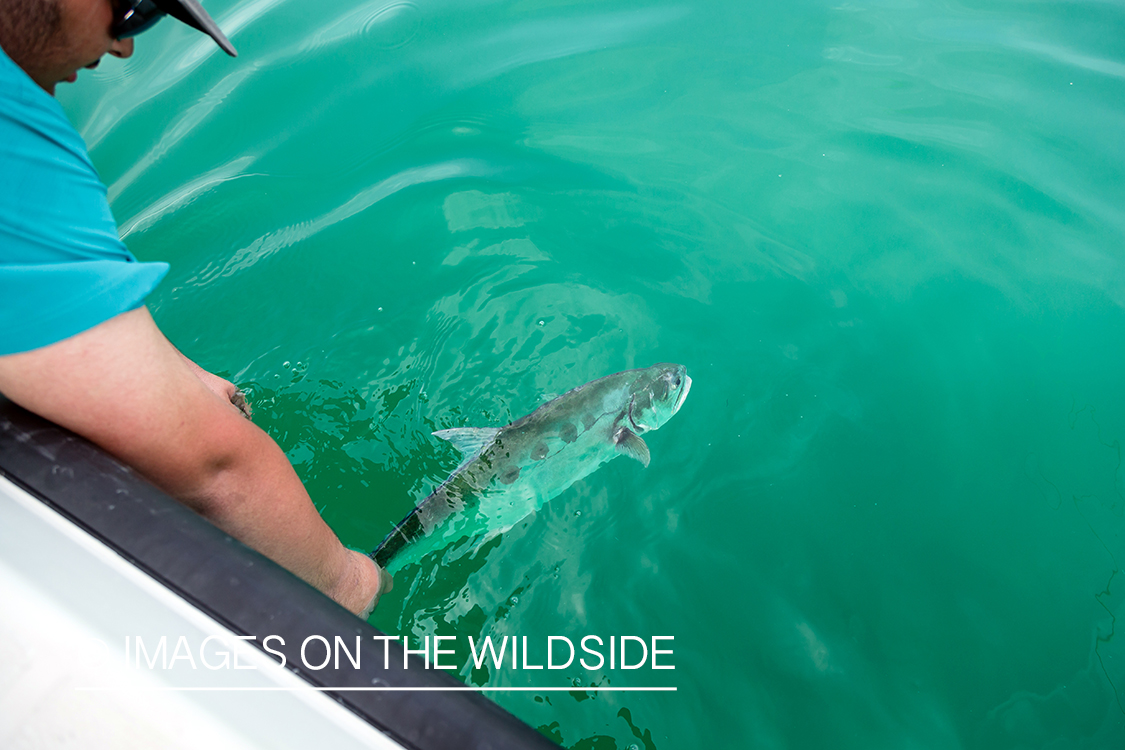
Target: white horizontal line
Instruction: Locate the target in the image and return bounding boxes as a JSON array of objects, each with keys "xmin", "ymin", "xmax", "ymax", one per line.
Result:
[{"xmin": 76, "ymin": 686, "xmax": 676, "ymax": 692}]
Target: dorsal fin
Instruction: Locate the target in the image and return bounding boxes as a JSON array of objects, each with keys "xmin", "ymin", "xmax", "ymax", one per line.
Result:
[
  {"xmin": 614, "ymin": 427, "xmax": 650, "ymax": 468},
  {"xmin": 433, "ymin": 427, "xmax": 501, "ymax": 459}
]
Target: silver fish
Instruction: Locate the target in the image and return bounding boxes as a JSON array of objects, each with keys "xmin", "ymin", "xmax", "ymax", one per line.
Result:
[{"xmin": 372, "ymin": 363, "xmax": 692, "ymax": 572}]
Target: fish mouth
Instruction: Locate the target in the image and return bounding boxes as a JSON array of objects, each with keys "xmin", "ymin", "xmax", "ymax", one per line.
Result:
[{"xmin": 673, "ymin": 375, "xmax": 692, "ymax": 414}]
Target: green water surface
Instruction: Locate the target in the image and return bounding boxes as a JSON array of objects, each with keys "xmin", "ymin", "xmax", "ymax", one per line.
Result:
[{"xmin": 61, "ymin": 0, "xmax": 1125, "ymax": 746}]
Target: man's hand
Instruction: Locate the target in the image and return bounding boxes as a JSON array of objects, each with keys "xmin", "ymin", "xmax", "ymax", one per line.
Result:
[
  {"xmin": 0, "ymin": 307, "xmax": 384, "ymax": 616},
  {"xmin": 333, "ymin": 551, "xmax": 395, "ymax": 619}
]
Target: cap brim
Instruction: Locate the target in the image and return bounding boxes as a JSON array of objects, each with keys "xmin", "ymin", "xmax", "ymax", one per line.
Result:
[{"xmin": 154, "ymin": 0, "xmax": 238, "ymax": 57}]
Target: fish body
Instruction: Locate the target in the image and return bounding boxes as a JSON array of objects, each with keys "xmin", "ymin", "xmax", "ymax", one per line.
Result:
[{"xmin": 372, "ymin": 363, "xmax": 691, "ymax": 571}]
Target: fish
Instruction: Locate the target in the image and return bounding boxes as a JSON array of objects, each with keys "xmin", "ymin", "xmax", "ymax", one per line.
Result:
[{"xmin": 371, "ymin": 363, "xmax": 692, "ymax": 572}]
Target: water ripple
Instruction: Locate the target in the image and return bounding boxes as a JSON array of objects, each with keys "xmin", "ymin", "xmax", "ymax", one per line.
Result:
[
  {"xmin": 440, "ymin": 5, "xmax": 691, "ymax": 88},
  {"xmin": 298, "ymin": 0, "xmax": 422, "ymax": 53},
  {"xmin": 193, "ymin": 159, "xmax": 498, "ymax": 283},
  {"xmin": 107, "ymin": 67, "xmax": 258, "ymax": 204},
  {"xmin": 118, "ymin": 156, "xmax": 256, "ymax": 238},
  {"xmin": 82, "ymin": 0, "xmax": 285, "ymax": 150}
]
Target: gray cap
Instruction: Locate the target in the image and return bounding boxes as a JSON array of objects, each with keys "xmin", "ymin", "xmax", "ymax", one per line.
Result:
[{"xmin": 157, "ymin": 0, "xmax": 238, "ymax": 57}]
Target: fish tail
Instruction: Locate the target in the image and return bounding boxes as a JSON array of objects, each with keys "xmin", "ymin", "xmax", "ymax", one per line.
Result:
[{"xmin": 371, "ymin": 507, "xmax": 425, "ymax": 568}]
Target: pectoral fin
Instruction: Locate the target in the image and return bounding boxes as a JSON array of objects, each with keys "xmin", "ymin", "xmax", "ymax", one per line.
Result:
[{"xmin": 614, "ymin": 427, "xmax": 650, "ymax": 468}]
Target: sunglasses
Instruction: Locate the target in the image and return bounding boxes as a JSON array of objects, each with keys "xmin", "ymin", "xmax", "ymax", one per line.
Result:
[{"xmin": 111, "ymin": 0, "xmax": 166, "ymax": 40}]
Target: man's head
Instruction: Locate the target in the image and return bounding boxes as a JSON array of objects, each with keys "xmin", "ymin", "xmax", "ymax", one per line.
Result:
[{"xmin": 0, "ymin": 0, "xmax": 235, "ymax": 96}]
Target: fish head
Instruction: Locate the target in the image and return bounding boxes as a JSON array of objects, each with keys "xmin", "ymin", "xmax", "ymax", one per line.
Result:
[{"xmin": 626, "ymin": 363, "xmax": 692, "ymax": 433}]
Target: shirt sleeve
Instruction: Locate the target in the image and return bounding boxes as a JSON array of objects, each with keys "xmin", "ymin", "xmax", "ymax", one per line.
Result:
[{"xmin": 0, "ymin": 49, "xmax": 168, "ymax": 356}]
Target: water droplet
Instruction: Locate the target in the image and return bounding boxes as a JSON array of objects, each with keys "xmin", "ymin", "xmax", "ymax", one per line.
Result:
[
  {"xmin": 510, "ymin": 596, "xmax": 519, "ymax": 605},
  {"xmin": 537, "ymin": 319, "xmax": 545, "ymax": 326},
  {"xmin": 377, "ymin": 307, "xmax": 383, "ymax": 312},
  {"xmin": 282, "ymin": 361, "xmax": 290, "ymax": 368},
  {"xmin": 574, "ymin": 510, "xmax": 582, "ymax": 517}
]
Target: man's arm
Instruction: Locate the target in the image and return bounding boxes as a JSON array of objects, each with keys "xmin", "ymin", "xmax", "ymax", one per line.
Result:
[{"xmin": 0, "ymin": 306, "xmax": 389, "ymax": 615}]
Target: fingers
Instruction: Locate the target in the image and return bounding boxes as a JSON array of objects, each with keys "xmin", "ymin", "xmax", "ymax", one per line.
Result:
[
  {"xmin": 365, "ymin": 563, "xmax": 395, "ymax": 614},
  {"xmin": 357, "ymin": 596, "xmax": 377, "ymax": 620},
  {"xmin": 341, "ymin": 552, "xmax": 395, "ymax": 618}
]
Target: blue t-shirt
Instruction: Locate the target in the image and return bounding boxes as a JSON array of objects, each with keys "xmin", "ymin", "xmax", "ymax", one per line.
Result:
[{"xmin": 0, "ymin": 46, "xmax": 168, "ymax": 356}]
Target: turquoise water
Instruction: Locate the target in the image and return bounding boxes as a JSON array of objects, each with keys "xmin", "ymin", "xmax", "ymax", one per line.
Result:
[{"xmin": 60, "ymin": 0, "xmax": 1125, "ymax": 746}]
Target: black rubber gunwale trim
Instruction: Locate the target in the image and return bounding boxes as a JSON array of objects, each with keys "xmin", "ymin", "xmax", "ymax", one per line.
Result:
[{"xmin": 0, "ymin": 396, "xmax": 559, "ymax": 750}]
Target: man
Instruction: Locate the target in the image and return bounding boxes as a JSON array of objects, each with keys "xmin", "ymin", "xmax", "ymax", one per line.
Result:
[{"xmin": 0, "ymin": 0, "xmax": 390, "ymax": 615}]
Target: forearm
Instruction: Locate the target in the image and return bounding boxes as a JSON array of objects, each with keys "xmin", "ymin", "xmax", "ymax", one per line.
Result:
[
  {"xmin": 157, "ymin": 407, "xmax": 368, "ymax": 604},
  {"xmin": 0, "ymin": 308, "xmax": 387, "ymax": 614},
  {"xmin": 113, "ymin": 394, "xmax": 385, "ymax": 615}
]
